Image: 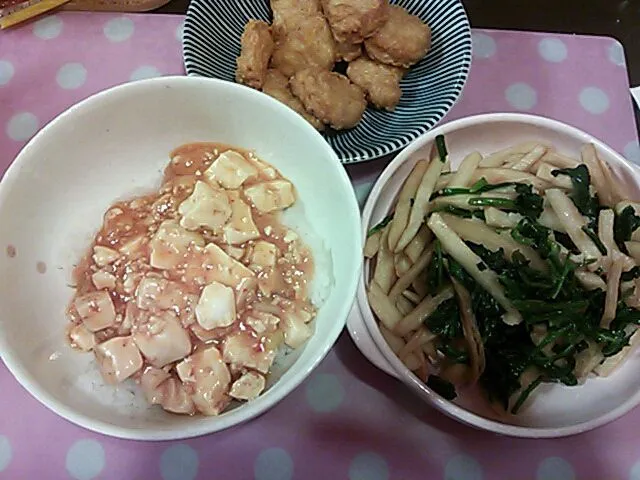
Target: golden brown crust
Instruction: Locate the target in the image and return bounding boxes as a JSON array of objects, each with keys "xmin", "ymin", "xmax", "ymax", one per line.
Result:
[
  {"xmin": 364, "ymin": 5, "xmax": 431, "ymax": 68},
  {"xmin": 270, "ymin": 0, "xmax": 323, "ymax": 31},
  {"xmin": 346, "ymin": 56, "xmax": 404, "ymax": 110},
  {"xmin": 262, "ymin": 69, "xmax": 325, "ymax": 131},
  {"xmin": 290, "ymin": 68, "xmax": 366, "ymax": 130},
  {"xmin": 321, "ymin": 0, "xmax": 389, "ymax": 44},
  {"xmin": 335, "ymin": 39, "xmax": 362, "ymax": 62},
  {"xmin": 235, "ymin": 20, "xmax": 275, "ymax": 89},
  {"xmin": 270, "ymin": 15, "xmax": 336, "ymax": 78}
]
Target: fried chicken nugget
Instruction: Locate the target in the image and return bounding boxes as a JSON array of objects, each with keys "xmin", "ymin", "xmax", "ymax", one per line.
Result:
[
  {"xmin": 346, "ymin": 56, "xmax": 404, "ymax": 111},
  {"xmin": 270, "ymin": 15, "xmax": 337, "ymax": 78},
  {"xmin": 235, "ymin": 20, "xmax": 275, "ymax": 89},
  {"xmin": 335, "ymin": 40, "xmax": 362, "ymax": 62},
  {"xmin": 321, "ymin": 0, "xmax": 389, "ymax": 44},
  {"xmin": 262, "ymin": 69, "xmax": 325, "ymax": 131},
  {"xmin": 290, "ymin": 68, "xmax": 366, "ymax": 130},
  {"xmin": 364, "ymin": 5, "xmax": 431, "ymax": 68},
  {"xmin": 270, "ymin": 0, "xmax": 322, "ymax": 31}
]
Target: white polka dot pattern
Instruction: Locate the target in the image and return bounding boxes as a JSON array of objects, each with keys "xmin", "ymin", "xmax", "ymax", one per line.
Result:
[
  {"xmin": 6, "ymin": 112, "xmax": 39, "ymax": 141},
  {"xmin": 538, "ymin": 38, "xmax": 568, "ymax": 63},
  {"xmin": 579, "ymin": 87, "xmax": 610, "ymax": 114},
  {"xmin": 305, "ymin": 373, "xmax": 345, "ymax": 413},
  {"xmin": 103, "ymin": 17, "xmax": 135, "ymax": 42},
  {"xmin": 65, "ymin": 439, "xmax": 105, "ymax": 480},
  {"xmin": 608, "ymin": 40, "xmax": 626, "ymax": 67},
  {"xmin": 0, "ymin": 436, "xmax": 12, "ymax": 472},
  {"xmin": 176, "ymin": 20, "xmax": 185, "ymax": 42},
  {"xmin": 56, "ymin": 63, "xmax": 87, "ymax": 90},
  {"xmin": 0, "ymin": 60, "xmax": 14, "ymax": 86},
  {"xmin": 32, "ymin": 15, "xmax": 63, "ymax": 39},
  {"xmin": 629, "ymin": 459, "xmax": 640, "ymax": 480},
  {"xmin": 254, "ymin": 447, "xmax": 294, "ymax": 480},
  {"xmin": 160, "ymin": 444, "xmax": 199, "ymax": 480},
  {"xmin": 505, "ymin": 83, "xmax": 538, "ymax": 110},
  {"xmin": 624, "ymin": 140, "xmax": 640, "ymax": 164},
  {"xmin": 472, "ymin": 32, "xmax": 497, "ymax": 59},
  {"xmin": 444, "ymin": 454, "xmax": 483, "ymax": 480},
  {"xmin": 348, "ymin": 452, "xmax": 389, "ymax": 480},
  {"xmin": 130, "ymin": 65, "xmax": 162, "ymax": 81},
  {"xmin": 536, "ymin": 457, "xmax": 575, "ymax": 480}
]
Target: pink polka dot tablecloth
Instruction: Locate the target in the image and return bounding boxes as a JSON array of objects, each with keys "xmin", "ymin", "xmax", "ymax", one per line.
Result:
[{"xmin": 1, "ymin": 11, "xmax": 640, "ymax": 480}]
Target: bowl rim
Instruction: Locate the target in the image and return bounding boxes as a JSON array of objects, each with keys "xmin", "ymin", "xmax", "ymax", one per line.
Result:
[
  {"xmin": 0, "ymin": 75, "xmax": 363, "ymax": 440},
  {"xmin": 357, "ymin": 112, "xmax": 640, "ymax": 438},
  {"xmin": 181, "ymin": 0, "xmax": 473, "ymax": 165}
]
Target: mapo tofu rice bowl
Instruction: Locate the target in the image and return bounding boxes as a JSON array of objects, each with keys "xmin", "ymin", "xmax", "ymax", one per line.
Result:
[
  {"xmin": 359, "ymin": 113, "xmax": 640, "ymax": 436},
  {"xmin": 0, "ymin": 77, "xmax": 362, "ymax": 439}
]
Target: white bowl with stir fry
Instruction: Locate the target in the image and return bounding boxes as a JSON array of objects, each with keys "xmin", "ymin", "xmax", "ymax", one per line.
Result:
[
  {"xmin": 0, "ymin": 76, "xmax": 361, "ymax": 440},
  {"xmin": 350, "ymin": 113, "xmax": 640, "ymax": 437}
]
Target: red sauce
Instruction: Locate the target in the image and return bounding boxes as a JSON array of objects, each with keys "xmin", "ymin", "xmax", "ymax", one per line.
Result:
[{"xmin": 66, "ymin": 143, "xmax": 317, "ymax": 411}]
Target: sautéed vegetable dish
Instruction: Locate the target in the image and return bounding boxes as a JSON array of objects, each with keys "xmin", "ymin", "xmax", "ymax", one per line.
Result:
[{"xmin": 365, "ymin": 136, "xmax": 640, "ymax": 414}]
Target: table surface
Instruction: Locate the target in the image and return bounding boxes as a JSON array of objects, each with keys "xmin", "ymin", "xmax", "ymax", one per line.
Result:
[
  {"xmin": 0, "ymin": 0, "xmax": 640, "ymax": 480},
  {"xmin": 1, "ymin": 9, "xmax": 640, "ymax": 480}
]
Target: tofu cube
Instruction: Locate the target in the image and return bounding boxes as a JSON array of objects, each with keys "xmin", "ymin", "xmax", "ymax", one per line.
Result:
[
  {"xmin": 244, "ymin": 311, "xmax": 280, "ymax": 335},
  {"xmin": 67, "ymin": 323, "xmax": 96, "ymax": 352},
  {"xmin": 94, "ymin": 336, "xmax": 143, "ymax": 384},
  {"xmin": 91, "ymin": 270, "xmax": 117, "ymax": 290},
  {"xmin": 204, "ymin": 150, "xmax": 258, "ymax": 189},
  {"xmin": 160, "ymin": 377, "xmax": 196, "ymax": 415},
  {"xmin": 74, "ymin": 291, "xmax": 117, "ymax": 332},
  {"xmin": 244, "ymin": 180, "xmax": 295, "ymax": 213},
  {"xmin": 195, "ymin": 281, "xmax": 237, "ymax": 330},
  {"xmin": 222, "ymin": 331, "xmax": 275, "ymax": 374},
  {"xmin": 222, "ymin": 191, "xmax": 261, "ymax": 245},
  {"xmin": 202, "ymin": 243, "xmax": 255, "ymax": 288},
  {"xmin": 140, "ymin": 366, "xmax": 171, "ymax": 405},
  {"xmin": 178, "ymin": 181, "xmax": 232, "ymax": 231},
  {"xmin": 92, "ymin": 246, "xmax": 119, "ymax": 267},
  {"xmin": 133, "ymin": 311, "xmax": 192, "ymax": 368},
  {"xmin": 149, "ymin": 220, "xmax": 205, "ymax": 270},
  {"xmin": 135, "ymin": 276, "xmax": 186, "ymax": 311},
  {"xmin": 229, "ymin": 371, "xmax": 266, "ymax": 401},
  {"xmin": 176, "ymin": 346, "xmax": 231, "ymax": 416},
  {"xmin": 282, "ymin": 309, "xmax": 314, "ymax": 348},
  {"xmin": 118, "ymin": 235, "xmax": 146, "ymax": 257},
  {"xmin": 249, "ymin": 241, "xmax": 278, "ymax": 270}
]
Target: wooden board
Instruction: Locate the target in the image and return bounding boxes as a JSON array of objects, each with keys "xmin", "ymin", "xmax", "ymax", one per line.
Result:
[{"xmin": 61, "ymin": 0, "xmax": 170, "ymax": 12}]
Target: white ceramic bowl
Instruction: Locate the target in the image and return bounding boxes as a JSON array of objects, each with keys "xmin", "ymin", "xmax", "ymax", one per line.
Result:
[
  {"xmin": 349, "ymin": 112, "xmax": 640, "ymax": 438},
  {"xmin": 0, "ymin": 76, "xmax": 362, "ymax": 440}
]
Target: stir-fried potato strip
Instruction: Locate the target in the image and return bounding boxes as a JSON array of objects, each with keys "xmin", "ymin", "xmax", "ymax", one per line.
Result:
[
  {"xmin": 373, "ymin": 224, "xmax": 396, "ymax": 293},
  {"xmin": 394, "ymin": 286, "xmax": 454, "ymax": 336},
  {"xmin": 428, "ymin": 213, "xmax": 522, "ymax": 326},
  {"xmin": 365, "ymin": 137, "xmax": 640, "ymax": 414},
  {"xmin": 389, "ymin": 244, "xmax": 434, "ymax": 300},
  {"xmin": 364, "ymin": 230, "xmax": 381, "ymax": 258},
  {"xmin": 388, "ymin": 160, "xmax": 429, "ymax": 252},
  {"xmin": 447, "ymin": 151, "xmax": 482, "ymax": 188},
  {"xmin": 582, "ymin": 143, "xmax": 613, "ymax": 207},
  {"xmin": 511, "ymin": 144, "xmax": 547, "ymax": 172},
  {"xmin": 395, "ymin": 144, "xmax": 447, "ymax": 252},
  {"xmin": 441, "ymin": 214, "xmax": 547, "ymax": 272},
  {"xmin": 479, "ymin": 141, "xmax": 543, "ymax": 168},
  {"xmin": 470, "ymin": 168, "xmax": 551, "ymax": 191},
  {"xmin": 404, "ymin": 224, "xmax": 433, "ymax": 263}
]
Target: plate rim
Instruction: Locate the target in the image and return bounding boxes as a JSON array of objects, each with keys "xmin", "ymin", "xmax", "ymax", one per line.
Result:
[{"xmin": 357, "ymin": 112, "xmax": 640, "ymax": 438}]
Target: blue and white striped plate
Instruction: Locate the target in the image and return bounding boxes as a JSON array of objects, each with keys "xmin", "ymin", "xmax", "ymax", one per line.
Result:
[{"xmin": 183, "ymin": 0, "xmax": 472, "ymax": 164}]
